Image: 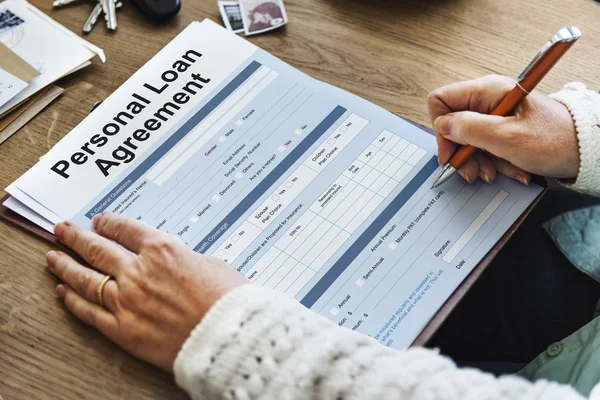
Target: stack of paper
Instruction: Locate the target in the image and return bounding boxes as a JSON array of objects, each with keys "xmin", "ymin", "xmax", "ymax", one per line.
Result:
[
  {"xmin": 0, "ymin": 0, "xmax": 104, "ymax": 144},
  {"xmin": 0, "ymin": 42, "xmax": 38, "ymax": 108}
]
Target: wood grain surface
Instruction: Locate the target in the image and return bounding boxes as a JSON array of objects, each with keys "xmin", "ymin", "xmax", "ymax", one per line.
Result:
[{"xmin": 1, "ymin": 0, "xmax": 599, "ymax": 398}]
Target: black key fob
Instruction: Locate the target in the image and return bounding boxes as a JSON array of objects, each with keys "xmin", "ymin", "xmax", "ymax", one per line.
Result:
[{"xmin": 132, "ymin": 0, "xmax": 181, "ymax": 22}]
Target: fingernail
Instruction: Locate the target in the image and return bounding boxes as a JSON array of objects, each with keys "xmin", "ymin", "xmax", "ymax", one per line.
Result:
[
  {"xmin": 54, "ymin": 222, "xmax": 69, "ymax": 238},
  {"xmin": 483, "ymin": 173, "xmax": 491, "ymax": 184},
  {"xmin": 519, "ymin": 175, "xmax": 530, "ymax": 185},
  {"xmin": 92, "ymin": 213, "xmax": 101, "ymax": 230},
  {"xmin": 46, "ymin": 251, "xmax": 59, "ymax": 267},
  {"xmin": 56, "ymin": 284, "xmax": 66, "ymax": 298},
  {"xmin": 434, "ymin": 115, "xmax": 452, "ymax": 135}
]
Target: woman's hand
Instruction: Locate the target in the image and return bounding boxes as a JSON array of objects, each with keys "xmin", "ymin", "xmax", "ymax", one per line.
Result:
[
  {"xmin": 47, "ymin": 212, "xmax": 247, "ymax": 372},
  {"xmin": 428, "ymin": 74, "xmax": 580, "ymax": 184}
]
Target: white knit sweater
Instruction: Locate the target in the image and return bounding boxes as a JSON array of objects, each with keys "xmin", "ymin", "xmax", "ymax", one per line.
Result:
[{"xmin": 174, "ymin": 84, "xmax": 600, "ymax": 400}]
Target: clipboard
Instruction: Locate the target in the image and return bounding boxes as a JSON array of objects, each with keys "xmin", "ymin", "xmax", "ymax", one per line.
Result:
[
  {"xmin": 412, "ymin": 175, "xmax": 547, "ymax": 345},
  {"xmin": 0, "ymin": 118, "xmax": 548, "ymax": 346}
]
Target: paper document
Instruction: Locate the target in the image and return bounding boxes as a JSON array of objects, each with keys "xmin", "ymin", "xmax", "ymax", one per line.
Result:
[
  {"xmin": 6, "ymin": 20, "xmax": 543, "ymax": 348},
  {"xmin": 0, "ymin": 85, "xmax": 64, "ymax": 145},
  {"xmin": 0, "ymin": 0, "xmax": 104, "ymax": 115},
  {"xmin": 0, "ymin": 67, "xmax": 27, "ymax": 108},
  {"xmin": 0, "ymin": 42, "xmax": 39, "ymax": 83}
]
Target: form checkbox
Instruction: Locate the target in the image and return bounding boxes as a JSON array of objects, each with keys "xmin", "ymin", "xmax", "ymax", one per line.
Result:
[
  {"xmin": 218, "ymin": 136, "xmax": 226, "ymax": 143},
  {"xmin": 217, "ymin": 249, "xmax": 226, "ymax": 257},
  {"xmin": 272, "ymin": 194, "xmax": 280, "ymax": 201},
  {"xmin": 235, "ymin": 172, "xmax": 244, "ymax": 179},
  {"xmin": 285, "ymin": 181, "xmax": 293, "ymax": 188},
  {"xmin": 236, "ymin": 120, "xmax": 244, "ymax": 126},
  {"xmin": 389, "ymin": 242, "xmax": 398, "ymax": 250},
  {"xmin": 278, "ymin": 145, "xmax": 286, "ymax": 152},
  {"xmin": 212, "ymin": 195, "xmax": 221, "ymax": 202},
  {"xmin": 190, "ymin": 216, "xmax": 199, "ymax": 223},
  {"xmin": 327, "ymin": 139, "xmax": 336, "ymax": 145},
  {"xmin": 355, "ymin": 279, "xmax": 365, "ymax": 288},
  {"xmin": 294, "ymin": 128, "xmax": 303, "ymax": 135},
  {"xmin": 330, "ymin": 307, "xmax": 339, "ymax": 316},
  {"xmin": 232, "ymin": 235, "xmax": 240, "ymax": 243}
]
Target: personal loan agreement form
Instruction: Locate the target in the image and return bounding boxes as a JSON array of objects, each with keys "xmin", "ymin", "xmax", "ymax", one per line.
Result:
[{"xmin": 6, "ymin": 19, "xmax": 543, "ymax": 348}]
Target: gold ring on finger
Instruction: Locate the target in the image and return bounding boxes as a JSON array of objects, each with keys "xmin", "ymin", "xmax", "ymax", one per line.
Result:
[{"xmin": 97, "ymin": 275, "xmax": 113, "ymax": 308}]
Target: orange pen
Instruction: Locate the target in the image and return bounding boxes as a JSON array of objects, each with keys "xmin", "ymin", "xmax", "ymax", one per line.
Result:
[{"xmin": 431, "ymin": 26, "xmax": 581, "ymax": 189}]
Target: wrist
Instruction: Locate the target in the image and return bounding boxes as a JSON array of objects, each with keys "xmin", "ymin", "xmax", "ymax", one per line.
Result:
[
  {"xmin": 174, "ymin": 284, "xmax": 257, "ymax": 383},
  {"xmin": 549, "ymin": 82, "xmax": 600, "ymax": 193},
  {"xmin": 552, "ymin": 101, "xmax": 580, "ymax": 179}
]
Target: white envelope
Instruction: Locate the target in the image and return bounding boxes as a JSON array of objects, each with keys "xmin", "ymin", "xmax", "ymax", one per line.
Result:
[{"xmin": 0, "ymin": 0, "xmax": 105, "ymax": 115}]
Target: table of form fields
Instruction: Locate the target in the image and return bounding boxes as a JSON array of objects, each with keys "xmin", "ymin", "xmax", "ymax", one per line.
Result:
[{"xmin": 211, "ymin": 123, "xmax": 429, "ymax": 298}]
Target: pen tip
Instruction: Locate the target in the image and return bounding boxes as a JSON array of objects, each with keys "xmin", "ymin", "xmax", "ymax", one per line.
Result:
[{"xmin": 431, "ymin": 163, "xmax": 456, "ymax": 189}]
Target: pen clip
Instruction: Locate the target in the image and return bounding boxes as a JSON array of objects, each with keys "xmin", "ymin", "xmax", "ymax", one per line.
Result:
[{"xmin": 518, "ymin": 26, "xmax": 581, "ymax": 82}]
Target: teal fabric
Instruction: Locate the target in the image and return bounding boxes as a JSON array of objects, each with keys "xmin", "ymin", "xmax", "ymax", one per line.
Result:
[
  {"xmin": 517, "ymin": 205, "xmax": 600, "ymax": 396},
  {"xmin": 517, "ymin": 317, "xmax": 600, "ymax": 397},
  {"xmin": 543, "ymin": 205, "xmax": 600, "ymax": 282}
]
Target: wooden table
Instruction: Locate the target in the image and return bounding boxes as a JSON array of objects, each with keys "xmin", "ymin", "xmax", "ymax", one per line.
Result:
[{"xmin": 1, "ymin": 0, "xmax": 599, "ymax": 398}]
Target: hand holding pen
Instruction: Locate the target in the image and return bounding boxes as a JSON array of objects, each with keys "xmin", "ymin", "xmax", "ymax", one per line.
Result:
[{"xmin": 430, "ymin": 27, "xmax": 581, "ymax": 188}]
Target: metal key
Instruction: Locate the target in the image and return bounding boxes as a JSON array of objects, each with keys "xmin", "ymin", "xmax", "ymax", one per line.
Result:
[
  {"xmin": 82, "ymin": 3, "xmax": 102, "ymax": 33},
  {"xmin": 53, "ymin": 0, "xmax": 83, "ymax": 7},
  {"xmin": 100, "ymin": 0, "xmax": 118, "ymax": 30},
  {"xmin": 83, "ymin": 1, "xmax": 122, "ymax": 33}
]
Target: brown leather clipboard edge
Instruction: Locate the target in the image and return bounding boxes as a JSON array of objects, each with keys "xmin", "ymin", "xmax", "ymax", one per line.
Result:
[{"xmin": 0, "ymin": 119, "xmax": 548, "ymax": 346}]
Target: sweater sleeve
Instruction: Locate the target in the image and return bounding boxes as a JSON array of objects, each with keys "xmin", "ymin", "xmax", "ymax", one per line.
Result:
[
  {"xmin": 549, "ymin": 83, "xmax": 600, "ymax": 196},
  {"xmin": 174, "ymin": 284, "xmax": 586, "ymax": 400}
]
